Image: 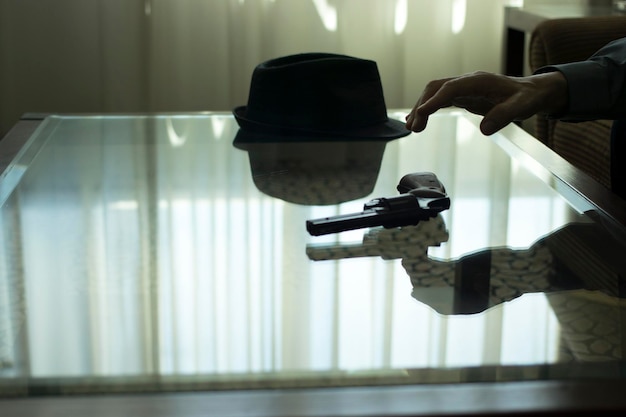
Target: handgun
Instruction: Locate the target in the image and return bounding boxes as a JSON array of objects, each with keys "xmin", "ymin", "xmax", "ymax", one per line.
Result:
[{"xmin": 306, "ymin": 172, "xmax": 450, "ymax": 236}]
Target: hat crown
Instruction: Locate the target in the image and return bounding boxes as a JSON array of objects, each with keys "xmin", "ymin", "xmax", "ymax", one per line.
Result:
[{"xmin": 236, "ymin": 53, "xmax": 400, "ymax": 137}]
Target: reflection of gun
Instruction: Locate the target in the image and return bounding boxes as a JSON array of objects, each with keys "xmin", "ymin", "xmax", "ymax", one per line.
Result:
[
  {"xmin": 308, "ymin": 219, "xmax": 626, "ymax": 362},
  {"xmin": 306, "ymin": 172, "xmax": 450, "ymax": 236},
  {"xmin": 306, "ymin": 217, "xmax": 559, "ymax": 315},
  {"xmin": 307, "ymin": 218, "xmax": 625, "ymax": 315}
]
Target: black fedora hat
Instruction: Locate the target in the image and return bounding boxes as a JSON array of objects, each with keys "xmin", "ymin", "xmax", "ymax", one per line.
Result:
[{"xmin": 233, "ymin": 53, "xmax": 410, "ymax": 140}]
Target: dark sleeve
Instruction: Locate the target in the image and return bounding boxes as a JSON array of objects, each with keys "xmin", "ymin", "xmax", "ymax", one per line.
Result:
[{"xmin": 535, "ymin": 37, "xmax": 626, "ymax": 120}]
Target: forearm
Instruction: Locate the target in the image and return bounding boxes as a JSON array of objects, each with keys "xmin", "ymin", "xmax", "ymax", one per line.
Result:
[{"xmin": 536, "ymin": 37, "xmax": 626, "ymax": 120}]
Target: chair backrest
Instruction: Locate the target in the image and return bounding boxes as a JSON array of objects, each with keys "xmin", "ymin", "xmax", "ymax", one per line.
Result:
[
  {"xmin": 530, "ymin": 16, "xmax": 626, "ymax": 69},
  {"xmin": 529, "ymin": 16, "xmax": 626, "ymax": 189}
]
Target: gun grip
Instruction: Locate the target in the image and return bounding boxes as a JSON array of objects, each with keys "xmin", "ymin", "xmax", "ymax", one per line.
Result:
[{"xmin": 397, "ymin": 172, "xmax": 446, "ymax": 198}]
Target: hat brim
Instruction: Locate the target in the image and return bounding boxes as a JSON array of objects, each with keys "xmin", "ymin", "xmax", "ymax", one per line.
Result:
[
  {"xmin": 233, "ymin": 128, "xmax": 388, "ymax": 148},
  {"xmin": 233, "ymin": 106, "xmax": 411, "ymax": 141}
]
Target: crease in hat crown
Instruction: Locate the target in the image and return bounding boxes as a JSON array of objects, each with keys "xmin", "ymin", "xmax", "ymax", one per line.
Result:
[{"xmin": 233, "ymin": 53, "xmax": 410, "ymax": 140}]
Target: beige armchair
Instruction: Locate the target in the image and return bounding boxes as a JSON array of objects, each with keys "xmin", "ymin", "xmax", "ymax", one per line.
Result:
[{"xmin": 529, "ymin": 16, "xmax": 626, "ymax": 192}]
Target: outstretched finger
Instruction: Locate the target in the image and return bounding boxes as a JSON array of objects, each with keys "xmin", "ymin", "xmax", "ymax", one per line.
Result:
[
  {"xmin": 406, "ymin": 78, "xmax": 450, "ymax": 121},
  {"xmin": 406, "ymin": 78, "xmax": 450, "ymax": 131},
  {"xmin": 416, "ymin": 73, "xmax": 498, "ymax": 117}
]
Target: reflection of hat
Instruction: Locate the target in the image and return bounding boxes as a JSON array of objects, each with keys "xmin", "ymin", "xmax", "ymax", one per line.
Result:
[
  {"xmin": 234, "ymin": 132, "xmax": 387, "ymax": 205},
  {"xmin": 233, "ymin": 53, "xmax": 410, "ymax": 140}
]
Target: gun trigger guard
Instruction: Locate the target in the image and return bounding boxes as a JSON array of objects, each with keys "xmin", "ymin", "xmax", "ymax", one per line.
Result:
[
  {"xmin": 363, "ymin": 198, "xmax": 386, "ymax": 210},
  {"xmin": 408, "ymin": 187, "xmax": 446, "ymax": 198}
]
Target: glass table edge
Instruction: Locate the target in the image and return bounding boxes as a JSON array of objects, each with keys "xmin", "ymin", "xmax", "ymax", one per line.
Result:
[{"xmin": 492, "ymin": 116, "xmax": 626, "ymax": 238}]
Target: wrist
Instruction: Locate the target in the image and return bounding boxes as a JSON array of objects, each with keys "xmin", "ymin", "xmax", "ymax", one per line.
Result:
[{"xmin": 532, "ymin": 70, "xmax": 568, "ymax": 117}]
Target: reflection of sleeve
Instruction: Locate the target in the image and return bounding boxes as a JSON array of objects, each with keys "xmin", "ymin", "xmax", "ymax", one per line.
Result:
[{"xmin": 535, "ymin": 37, "xmax": 626, "ymax": 120}]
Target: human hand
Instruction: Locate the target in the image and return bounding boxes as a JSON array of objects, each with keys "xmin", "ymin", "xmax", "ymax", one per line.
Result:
[{"xmin": 405, "ymin": 71, "xmax": 568, "ymax": 135}]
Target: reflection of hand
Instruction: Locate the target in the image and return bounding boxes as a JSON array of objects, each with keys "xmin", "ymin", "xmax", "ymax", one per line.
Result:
[
  {"xmin": 405, "ymin": 71, "xmax": 568, "ymax": 135},
  {"xmin": 406, "ymin": 242, "xmax": 556, "ymax": 315}
]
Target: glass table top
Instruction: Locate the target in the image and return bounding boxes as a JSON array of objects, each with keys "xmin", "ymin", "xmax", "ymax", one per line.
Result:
[{"xmin": 1, "ymin": 110, "xmax": 626, "ymax": 397}]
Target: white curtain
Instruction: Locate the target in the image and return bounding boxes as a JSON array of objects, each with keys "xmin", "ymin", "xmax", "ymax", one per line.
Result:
[
  {"xmin": 0, "ymin": 0, "xmax": 521, "ymax": 137},
  {"xmin": 146, "ymin": 0, "xmax": 518, "ymax": 111}
]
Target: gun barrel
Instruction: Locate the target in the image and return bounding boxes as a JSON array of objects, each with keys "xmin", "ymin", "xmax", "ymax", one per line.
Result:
[
  {"xmin": 306, "ymin": 210, "xmax": 381, "ymax": 236},
  {"xmin": 306, "ymin": 194, "xmax": 440, "ymax": 236}
]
